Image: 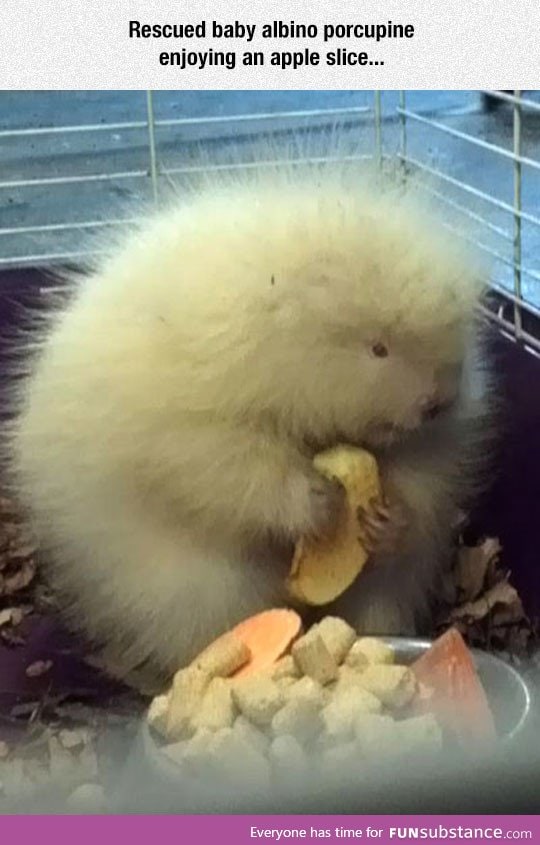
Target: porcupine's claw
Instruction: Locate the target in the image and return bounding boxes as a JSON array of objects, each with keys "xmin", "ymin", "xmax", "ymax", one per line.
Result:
[{"xmin": 357, "ymin": 497, "xmax": 409, "ymax": 555}]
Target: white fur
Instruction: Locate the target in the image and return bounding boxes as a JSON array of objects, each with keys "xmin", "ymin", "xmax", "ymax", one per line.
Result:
[{"xmin": 6, "ymin": 155, "xmax": 494, "ymax": 692}]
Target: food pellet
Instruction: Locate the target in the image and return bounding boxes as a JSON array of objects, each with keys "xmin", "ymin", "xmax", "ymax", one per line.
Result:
[
  {"xmin": 286, "ymin": 675, "xmax": 327, "ymax": 707},
  {"xmin": 65, "ymin": 783, "xmax": 106, "ymax": 813},
  {"xmin": 193, "ymin": 632, "xmax": 251, "ymax": 677},
  {"xmin": 167, "ymin": 666, "xmax": 211, "ymax": 740},
  {"xmin": 321, "ymin": 701, "xmax": 355, "ymax": 742},
  {"xmin": 233, "ymin": 715, "xmax": 271, "ymax": 755},
  {"xmin": 322, "ymin": 684, "xmax": 382, "ymax": 743},
  {"xmin": 270, "ymin": 655, "xmax": 300, "ymax": 680},
  {"xmin": 270, "ymin": 735, "xmax": 308, "ymax": 780},
  {"xmin": 332, "ymin": 665, "xmax": 371, "ymax": 695},
  {"xmin": 291, "ymin": 631, "xmax": 339, "ymax": 684},
  {"xmin": 161, "ymin": 739, "xmax": 189, "ymax": 765},
  {"xmin": 348, "ymin": 687, "xmax": 382, "ymax": 713},
  {"xmin": 232, "ymin": 675, "xmax": 284, "ymax": 727},
  {"xmin": 148, "ymin": 615, "xmax": 480, "ymax": 791},
  {"xmin": 315, "ymin": 616, "xmax": 357, "ymax": 663},
  {"xmin": 275, "ymin": 675, "xmax": 297, "ymax": 689},
  {"xmin": 393, "ymin": 714, "xmax": 443, "ymax": 755},
  {"xmin": 172, "ymin": 729, "xmax": 214, "ymax": 774},
  {"xmin": 348, "ymin": 637, "xmax": 395, "ymax": 666},
  {"xmin": 147, "ymin": 693, "xmax": 170, "ymax": 737},
  {"xmin": 271, "ymin": 696, "xmax": 324, "ymax": 745},
  {"xmin": 359, "ymin": 664, "xmax": 417, "ymax": 708},
  {"xmin": 321, "ymin": 741, "xmax": 359, "ymax": 772},
  {"xmin": 192, "ymin": 677, "xmax": 235, "ymax": 731},
  {"xmin": 210, "ymin": 727, "xmax": 271, "ymax": 788},
  {"xmin": 321, "ymin": 686, "xmax": 381, "ymax": 742},
  {"xmin": 354, "ymin": 713, "xmax": 398, "ymax": 757}
]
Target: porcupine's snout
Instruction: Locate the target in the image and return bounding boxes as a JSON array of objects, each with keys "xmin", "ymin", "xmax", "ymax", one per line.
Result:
[{"xmin": 419, "ymin": 395, "xmax": 455, "ymax": 421}]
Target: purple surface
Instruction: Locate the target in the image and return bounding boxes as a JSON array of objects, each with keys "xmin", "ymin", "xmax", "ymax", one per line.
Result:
[
  {"xmin": 0, "ymin": 268, "xmax": 129, "ymax": 709},
  {"xmin": 0, "ymin": 616, "xmax": 122, "ymax": 708},
  {"xmin": 1, "ymin": 267, "xmax": 539, "ymax": 706}
]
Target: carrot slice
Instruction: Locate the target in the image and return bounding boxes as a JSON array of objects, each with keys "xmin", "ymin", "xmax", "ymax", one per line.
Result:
[
  {"xmin": 229, "ymin": 608, "xmax": 303, "ymax": 678},
  {"xmin": 411, "ymin": 628, "xmax": 497, "ymax": 749}
]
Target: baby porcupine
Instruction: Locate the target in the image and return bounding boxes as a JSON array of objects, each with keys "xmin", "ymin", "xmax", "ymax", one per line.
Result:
[{"xmin": 6, "ymin": 157, "xmax": 494, "ymax": 693}]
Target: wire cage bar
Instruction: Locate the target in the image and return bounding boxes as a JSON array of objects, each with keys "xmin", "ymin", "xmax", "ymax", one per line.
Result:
[
  {"xmin": 395, "ymin": 89, "xmax": 540, "ymax": 353},
  {"xmin": 0, "ymin": 89, "xmax": 539, "ymax": 350}
]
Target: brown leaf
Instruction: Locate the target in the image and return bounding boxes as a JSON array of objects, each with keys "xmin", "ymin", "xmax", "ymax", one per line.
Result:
[
  {"xmin": 454, "ymin": 538, "xmax": 502, "ymax": 602},
  {"xmin": 4, "ymin": 559, "xmax": 36, "ymax": 594},
  {"xmin": 506, "ymin": 626, "xmax": 533, "ymax": 655},
  {"xmin": 1, "ymin": 629, "xmax": 27, "ymax": 647},
  {"xmin": 0, "ymin": 607, "xmax": 24, "ymax": 628},
  {"xmin": 58, "ymin": 728, "xmax": 91, "ymax": 753},
  {"xmin": 48, "ymin": 736, "xmax": 79, "ymax": 779},
  {"xmin": 25, "ymin": 660, "xmax": 53, "ymax": 678},
  {"xmin": 453, "ymin": 509, "xmax": 469, "ymax": 532},
  {"xmin": 449, "ymin": 578, "xmax": 522, "ymax": 624},
  {"xmin": 10, "ymin": 701, "xmax": 41, "ymax": 718},
  {"xmin": 490, "ymin": 600, "xmax": 527, "ymax": 628}
]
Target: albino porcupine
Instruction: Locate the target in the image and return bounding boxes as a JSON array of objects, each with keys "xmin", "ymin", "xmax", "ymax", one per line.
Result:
[{"xmin": 5, "ymin": 155, "xmax": 495, "ymax": 692}]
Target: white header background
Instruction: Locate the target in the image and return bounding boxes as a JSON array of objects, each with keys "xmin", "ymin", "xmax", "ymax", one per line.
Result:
[{"xmin": 1, "ymin": 0, "xmax": 539, "ymax": 89}]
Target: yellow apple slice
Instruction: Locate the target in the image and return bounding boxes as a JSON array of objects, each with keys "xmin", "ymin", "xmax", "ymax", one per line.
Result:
[{"xmin": 286, "ymin": 445, "xmax": 382, "ymax": 606}]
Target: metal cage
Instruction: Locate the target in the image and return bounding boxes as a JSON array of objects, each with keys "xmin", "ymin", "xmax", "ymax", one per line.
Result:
[{"xmin": 1, "ymin": 89, "xmax": 539, "ymax": 349}]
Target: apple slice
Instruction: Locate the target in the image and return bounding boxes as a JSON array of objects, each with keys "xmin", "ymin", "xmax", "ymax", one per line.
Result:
[{"xmin": 286, "ymin": 446, "xmax": 382, "ymax": 606}]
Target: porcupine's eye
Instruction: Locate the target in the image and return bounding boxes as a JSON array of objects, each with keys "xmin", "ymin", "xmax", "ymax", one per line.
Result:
[{"xmin": 371, "ymin": 342, "xmax": 389, "ymax": 358}]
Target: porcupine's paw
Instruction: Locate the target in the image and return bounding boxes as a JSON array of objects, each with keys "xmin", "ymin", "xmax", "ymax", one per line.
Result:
[
  {"xmin": 279, "ymin": 467, "xmax": 345, "ymax": 544},
  {"xmin": 357, "ymin": 497, "xmax": 410, "ymax": 556},
  {"xmin": 304, "ymin": 471, "xmax": 346, "ymax": 542}
]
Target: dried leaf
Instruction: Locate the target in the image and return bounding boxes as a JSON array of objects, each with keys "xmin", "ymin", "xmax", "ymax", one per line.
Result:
[
  {"xmin": 78, "ymin": 747, "xmax": 99, "ymax": 781},
  {"xmin": 0, "ymin": 607, "xmax": 24, "ymax": 628},
  {"xmin": 491, "ymin": 600, "xmax": 527, "ymax": 628},
  {"xmin": 48, "ymin": 736, "xmax": 79, "ymax": 780},
  {"xmin": 4, "ymin": 559, "xmax": 36, "ymax": 594},
  {"xmin": 10, "ymin": 701, "xmax": 41, "ymax": 718},
  {"xmin": 25, "ymin": 660, "xmax": 53, "ymax": 678},
  {"xmin": 1, "ymin": 628, "xmax": 27, "ymax": 647},
  {"xmin": 505, "ymin": 626, "xmax": 533, "ymax": 655},
  {"xmin": 58, "ymin": 728, "xmax": 88, "ymax": 752},
  {"xmin": 449, "ymin": 579, "xmax": 521, "ymax": 624},
  {"xmin": 454, "ymin": 538, "xmax": 502, "ymax": 602},
  {"xmin": 453, "ymin": 510, "xmax": 469, "ymax": 532}
]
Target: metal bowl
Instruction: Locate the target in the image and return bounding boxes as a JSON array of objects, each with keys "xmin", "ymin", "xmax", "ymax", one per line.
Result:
[
  {"xmin": 107, "ymin": 636, "xmax": 536, "ymax": 814},
  {"xmin": 140, "ymin": 636, "xmax": 533, "ymax": 787}
]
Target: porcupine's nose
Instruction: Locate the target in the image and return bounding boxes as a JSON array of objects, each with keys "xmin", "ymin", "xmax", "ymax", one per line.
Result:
[{"xmin": 419, "ymin": 395, "xmax": 454, "ymax": 421}]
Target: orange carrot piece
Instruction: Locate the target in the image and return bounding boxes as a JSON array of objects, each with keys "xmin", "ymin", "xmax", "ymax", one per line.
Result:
[
  {"xmin": 411, "ymin": 628, "xmax": 497, "ymax": 749},
  {"xmin": 230, "ymin": 608, "xmax": 303, "ymax": 678}
]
